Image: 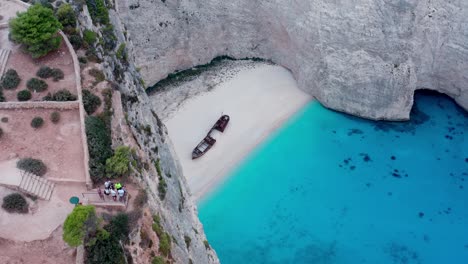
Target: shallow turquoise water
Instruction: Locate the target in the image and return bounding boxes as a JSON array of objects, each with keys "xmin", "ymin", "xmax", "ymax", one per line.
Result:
[{"xmin": 198, "ymin": 92, "xmax": 468, "ymax": 264}]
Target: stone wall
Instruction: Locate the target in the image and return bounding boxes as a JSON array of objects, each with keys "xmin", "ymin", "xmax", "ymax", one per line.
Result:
[{"xmin": 116, "ymin": 0, "xmax": 468, "ymax": 120}]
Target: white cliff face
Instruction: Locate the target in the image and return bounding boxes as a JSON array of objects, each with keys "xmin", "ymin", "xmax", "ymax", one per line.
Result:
[{"xmin": 115, "ymin": 0, "xmax": 468, "ymax": 120}]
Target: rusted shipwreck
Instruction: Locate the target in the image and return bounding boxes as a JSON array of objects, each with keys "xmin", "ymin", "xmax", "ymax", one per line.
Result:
[{"xmin": 192, "ymin": 115, "xmax": 230, "ymax": 159}]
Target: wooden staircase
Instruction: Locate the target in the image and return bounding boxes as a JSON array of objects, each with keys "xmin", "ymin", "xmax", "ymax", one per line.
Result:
[
  {"xmin": 0, "ymin": 48, "xmax": 11, "ymax": 77},
  {"xmin": 18, "ymin": 171, "xmax": 55, "ymax": 200}
]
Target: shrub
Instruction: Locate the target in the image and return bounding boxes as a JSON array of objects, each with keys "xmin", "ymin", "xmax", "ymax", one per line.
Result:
[
  {"xmin": 85, "ymin": 116, "xmax": 112, "ymax": 182},
  {"xmin": 1, "ymin": 117, "xmax": 8, "ymax": 123},
  {"xmin": 17, "ymin": 90, "xmax": 32, "ymax": 101},
  {"xmin": 88, "ymin": 68, "xmax": 105, "ymax": 83},
  {"xmin": 30, "ymin": 116, "xmax": 44, "ymax": 128},
  {"xmin": 105, "ymin": 213, "xmax": 129, "ymax": 242},
  {"xmin": 27, "ymin": 78, "xmax": 48, "ymax": 92},
  {"xmin": 184, "ymin": 235, "xmax": 191, "ymax": 249},
  {"xmin": 36, "ymin": 66, "xmax": 53, "ymax": 78},
  {"xmin": 82, "ymin": 89, "xmax": 101, "ymax": 115},
  {"xmin": 69, "ymin": 34, "xmax": 83, "ymax": 50},
  {"xmin": 43, "ymin": 89, "xmax": 77, "ymax": 101},
  {"xmin": 116, "ymin": 43, "xmax": 126, "ymax": 60},
  {"xmin": 51, "ymin": 68, "xmax": 64, "ymax": 81},
  {"xmin": 159, "ymin": 232, "xmax": 171, "ymax": 257},
  {"xmin": 1, "ymin": 69, "xmax": 20, "ymax": 90},
  {"xmin": 157, "ymin": 178, "xmax": 167, "ymax": 200},
  {"xmin": 0, "ymin": 89, "xmax": 5, "ymax": 102},
  {"xmin": 56, "ymin": 3, "xmax": 76, "ymax": 27},
  {"xmin": 83, "ymin": 29, "xmax": 97, "ymax": 45},
  {"xmin": 78, "ymin": 56, "xmax": 88, "ymax": 64},
  {"xmin": 63, "ymin": 205, "xmax": 96, "ymax": 246},
  {"xmin": 50, "ymin": 111, "xmax": 60, "ymax": 123},
  {"xmin": 203, "ymin": 240, "xmax": 210, "ymax": 250},
  {"xmin": 86, "ymin": 0, "xmax": 109, "ymax": 25},
  {"xmin": 85, "ymin": 230, "xmax": 126, "ymax": 264},
  {"xmin": 2, "ymin": 193, "xmax": 28, "ymax": 213},
  {"xmin": 0, "ymin": 127, "xmax": 3, "ymax": 139},
  {"xmin": 101, "ymin": 25, "xmax": 117, "ymax": 51},
  {"xmin": 9, "ymin": 4, "xmax": 62, "ymax": 58},
  {"xmin": 152, "ymin": 257, "xmax": 165, "ymax": 264},
  {"xmin": 105, "ymin": 146, "xmax": 131, "ymax": 177},
  {"xmin": 17, "ymin": 158, "xmax": 47, "ymax": 176}
]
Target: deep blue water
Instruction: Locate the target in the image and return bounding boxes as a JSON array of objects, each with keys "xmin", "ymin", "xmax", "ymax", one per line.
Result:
[{"xmin": 198, "ymin": 92, "xmax": 468, "ymax": 264}]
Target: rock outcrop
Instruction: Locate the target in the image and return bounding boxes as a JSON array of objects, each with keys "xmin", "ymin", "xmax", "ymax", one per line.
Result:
[{"xmin": 115, "ymin": 0, "xmax": 468, "ymax": 120}]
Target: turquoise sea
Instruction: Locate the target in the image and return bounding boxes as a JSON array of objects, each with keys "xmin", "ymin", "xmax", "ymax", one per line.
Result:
[{"xmin": 198, "ymin": 91, "xmax": 468, "ymax": 264}]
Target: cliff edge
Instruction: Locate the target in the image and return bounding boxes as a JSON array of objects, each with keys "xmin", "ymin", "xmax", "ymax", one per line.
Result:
[{"xmin": 115, "ymin": 0, "xmax": 468, "ymax": 120}]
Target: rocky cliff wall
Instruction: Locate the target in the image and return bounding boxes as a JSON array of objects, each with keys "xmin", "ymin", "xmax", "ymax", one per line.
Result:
[{"xmin": 115, "ymin": 0, "xmax": 468, "ymax": 120}]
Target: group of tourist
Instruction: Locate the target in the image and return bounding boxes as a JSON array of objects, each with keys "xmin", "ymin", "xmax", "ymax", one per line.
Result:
[{"xmin": 97, "ymin": 180, "xmax": 127, "ymax": 202}]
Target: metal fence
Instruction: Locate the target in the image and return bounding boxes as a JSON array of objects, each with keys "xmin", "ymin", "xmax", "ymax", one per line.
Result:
[{"xmin": 81, "ymin": 191, "xmax": 129, "ymax": 206}]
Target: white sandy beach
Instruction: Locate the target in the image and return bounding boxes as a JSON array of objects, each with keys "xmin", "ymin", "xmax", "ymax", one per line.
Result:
[{"xmin": 162, "ymin": 64, "xmax": 312, "ymax": 201}]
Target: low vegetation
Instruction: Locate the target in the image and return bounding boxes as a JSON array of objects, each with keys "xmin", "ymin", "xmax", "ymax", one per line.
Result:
[
  {"xmin": 43, "ymin": 89, "xmax": 77, "ymax": 101},
  {"xmin": 106, "ymin": 146, "xmax": 132, "ymax": 177},
  {"xmin": 27, "ymin": 78, "xmax": 48, "ymax": 92},
  {"xmin": 0, "ymin": 127, "xmax": 3, "ymax": 138},
  {"xmin": 86, "ymin": 0, "xmax": 109, "ymax": 25},
  {"xmin": 2, "ymin": 193, "xmax": 28, "ymax": 214},
  {"xmin": 152, "ymin": 257, "xmax": 165, "ymax": 264},
  {"xmin": 0, "ymin": 89, "xmax": 5, "ymax": 102},
  {"xmin": 56, "ymin": 3, "xmax": 76, "ymax": 28},
  {"xmin": 9, "ymin": 4, "xmax": 62, "ymax": 58},
  {"xmin": 36, "ymin": 66, "xmax": 64, "ymax": 81},
  {"xmin": 85, "ymin": 116, "xmax": 113, "ymax": 182},
  {"xmin": 88, "ymin": 68, "xmax": 105, "ymax": 83},
  {"xmin": 17, "ymin": 90, "xmax": 32, "ymax": 101},
  {"xmin": 63, "ymin": 205, "xmax": 96, "ymax": 247},
  {"xmin": 17, "ymin": 158, "xmax": 47, "ymax": 176},
  {"xmin": 134, "ymin": 189, "xmax": 148, "ymax": 209},
  {"xmin": 83, "ymin": 29, "xmax": 97, "ymax": 45},
  {"xmin": 1, "ymin": 69, "xmax": 21, "ymax": 90},
  {"xmin": 82, "ymin": 89, "xmax": 102, "ymax": 115},
  {"xmin": 30, "ymin": 116, "xmax": 45, "ymax": 129},
  {"xmin": 50, "ymin": 111, "xmax": 60, "ymax": 124}
]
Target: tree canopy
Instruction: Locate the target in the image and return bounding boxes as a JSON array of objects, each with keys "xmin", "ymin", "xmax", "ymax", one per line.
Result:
[
  {"xmin": 9, "ymin": 4, "xmax": 62, "ymax": 58},
  {"xmin": 63, "ymin": 205, "xmax": 97, "ymax": 247}
]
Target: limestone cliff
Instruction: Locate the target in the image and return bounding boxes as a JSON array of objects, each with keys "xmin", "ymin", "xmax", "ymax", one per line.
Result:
[{"xmin": 115, "ymin": 0, "xmax": 468, "ymax": 120}]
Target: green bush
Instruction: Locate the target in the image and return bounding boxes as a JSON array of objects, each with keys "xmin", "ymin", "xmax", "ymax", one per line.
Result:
[
  {"xmin": 158, "ymin": 232, "xmax": 171, "ymax": 257},
  {"xmin": 63, "ymin": 205, "xmax": 96, "ymax": 246},
  {"xmin": 105, "ymin": 146, "xmax": 131, "ymax": 177},
  {"xmin": 1, "ymin": 69, "xmax": 21, "ymax": 90},
  {"xmin": 2, "ymin": 193, "xmax": 28, "ymax": 213},
  {"xmin": 78, "ymin": 56, "xmax": 88, "ymax": 64},
  {"xmin": 27, "ymin": 78, "xmax": 48, "ymax": 92},
  {"xmin": 51, "ymin": 68, "xmax": 64, "ymax": 81},
  {"xmin": 56, "ymin": 3, "xmax": 76, "ymax": 27},
  {"xmin": 17, "ymin": 90, "xmax": 32, "ymax": 101},
  {"xmin": 184, "ymin": 235, "xmax": 191, "ymax": 249},
  {"xmin": 85, "ymin": 116, "xmax": 112, "ymax": 182},
  {"xmin": 88, "ymin": 68, "xmax": 105, "ymax": 83},
  {"xmin": 9, "ymin": 4, "xmax": 62, "ymax": 58},
  {"xmin": 50, "ymin": 111, "xmax": 60, "ymax": 123},
  {"xmin": 0, "ymin": 127, "xmax": 3, "ymax": 139},
  {"xmin": 83, "ymin": 29, "xmax": 97, "ymax": 45},
  {"xmin": 152, "ymin": 214, "xmax": 163, "ymax": 237},
  {"xmin": 152, "ymin": 257, "xmax": 165, "ymax": 264},
  {"xmin": 82, "ymin": 89, "xmax": 101, "ymax": 115},
  {"xmin": 86, "ymin": 0, "xmax": 109, "ymax": 25},
  {"xmin": 157, "ymin": 178, "xmax": 167, "ymax": 200},
  {"xmin": 1, "ymin": 117, "xmax": 8, "ymax": 123},
  {"xmin": 36, "ymin": 66, "xmax": 53, "ymax": 78},
  {"xmin": 43, "ymin": 89, "xmax": 77, "ymax": 101},
  {"xmin": 85, "ymin": 230, "xmax": 126, "ymax": 264},
  {"xmin": 116, "ymin": 43, "xmax": 126, "ymax": 60},
  {"xmin": 17, "ymin": 158, "xmax": 47, "ymax": 176},
  {"xmin": 30, "ymin": 116, "xmax": 44, "ymax": 128},
  {"xmin": 0, "ymin": 89, "xmax": 4, "ymax": 102},
  {"xmin": 105, "ymin": 213, "xmax": 129, "ymax": 242},
  {"xmin": 101, "ymin": 25, "xmax": 117, "ymax": 51},
  {"xmin": 203, "ymin": 240, "xmax": 210, "ymax": 250},
  {"xmin": 69, "ymin": 34, "xmax": 83, "ymax": 50}
]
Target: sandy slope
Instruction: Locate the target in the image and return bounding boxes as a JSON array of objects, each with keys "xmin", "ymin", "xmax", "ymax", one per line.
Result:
[{"xmin": 163, "ymin": 64, "xmax": 311, "ymax": 201}]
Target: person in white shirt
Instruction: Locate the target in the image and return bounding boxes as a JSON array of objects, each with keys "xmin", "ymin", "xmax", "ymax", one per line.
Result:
[
  {"xmin": 117, "ymin": 189, "xmax": 125, "ymax": 202},
  {"xmin": 110, "ymin": 188, "xmax": 117, "ymax": 201}
]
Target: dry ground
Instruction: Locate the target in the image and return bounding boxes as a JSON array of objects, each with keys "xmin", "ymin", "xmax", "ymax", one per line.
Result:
[
  {"xmin": 0, "ymin": 108, "xmax": 86, "ymax": 182},
  {"xmin": 2, "ymin": 39, "xmax": 77, "ymax": 102},
  {"xmin": 0, "ymin": 226, "xmax": 75, "ymax": 264}
]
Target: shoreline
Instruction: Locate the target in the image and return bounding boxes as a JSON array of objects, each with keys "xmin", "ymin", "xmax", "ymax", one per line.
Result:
[
  {"xmin": 195, "ymin": 98, "xmax": 311, "ymax": 203},
  {"xmin": 156, "ymin": 63, "xmax": 312, "ymax": 202}
]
